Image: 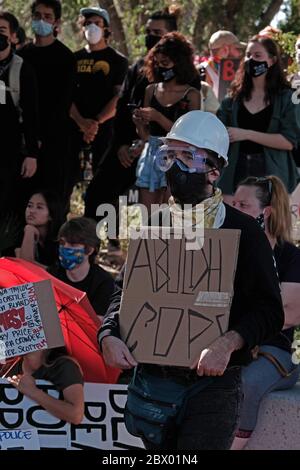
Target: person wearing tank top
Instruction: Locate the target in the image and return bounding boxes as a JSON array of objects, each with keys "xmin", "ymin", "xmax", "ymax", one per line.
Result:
[{"xmin": 132, "ymin": 32, "xmax": 200, "ymax": 211}]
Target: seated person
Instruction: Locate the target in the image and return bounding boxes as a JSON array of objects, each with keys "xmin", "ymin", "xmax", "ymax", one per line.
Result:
[
  {"xmin": 50, "ymin": 217, "xmax": 115, "ymax": 316},
  {"xmin": 16, "ymin": 190, "xmax": 63, "ymax": 267},
  {"xmin": 4, "ymin": 347, "xmax": 84, "ymax": 425},
  {"xmin": 231, "ymin": 175, "xmax": 300, "ymax": 449}
]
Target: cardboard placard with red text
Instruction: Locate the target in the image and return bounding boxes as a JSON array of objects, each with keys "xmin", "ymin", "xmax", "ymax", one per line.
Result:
[
  {"xmin": 0, "ymin": 280, "xmax": 64, "ymax": 361},
  {"xmin": 218, "ymin": 58, "xmax": 240, "ymax": 101}
]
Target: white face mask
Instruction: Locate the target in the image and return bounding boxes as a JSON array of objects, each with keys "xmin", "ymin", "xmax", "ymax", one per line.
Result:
[{"xmin": 84, "ymin": 23, "xmax": 103, "ymax": 45}]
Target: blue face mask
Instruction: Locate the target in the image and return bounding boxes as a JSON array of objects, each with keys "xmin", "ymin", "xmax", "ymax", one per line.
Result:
[
  {"xmin": 59, "ymin": 246, "xmax": 85, "ymax": 270},
  {"xmin": 32, "ymin": 19, "xmax": 54, "ymax": 37}
]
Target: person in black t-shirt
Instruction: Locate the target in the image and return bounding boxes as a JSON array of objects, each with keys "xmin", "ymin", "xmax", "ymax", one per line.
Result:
[
  {"xmin": 49, "ymin": 217, "xmax": 115, "ymax": 316},
  {"xmin": 19, "ymin": 0, "xmax": 76, "ymax": 211},
  {"xmin": 0, "ymin": 12, "xmax": 39, "ymax": 216},
  {"xmin": 70, "ymin": 6, "xmax": 128, "ymax": 173},
  {"xmin": 232, "ymin": 175, "xmax": 300, "ymax": 449},
  {"xmin": 4, "ymin": 347, "xmax": 84, "ymax": 425}
]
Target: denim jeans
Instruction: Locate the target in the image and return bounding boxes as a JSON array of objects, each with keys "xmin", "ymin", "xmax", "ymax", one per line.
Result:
[
  {"xmin": 238, "ymin": 345, "xmax": 300, "ymax": 432},
  {"xmin": 142, "ymin": 367, "xmax": 242, "ymax": 450}
]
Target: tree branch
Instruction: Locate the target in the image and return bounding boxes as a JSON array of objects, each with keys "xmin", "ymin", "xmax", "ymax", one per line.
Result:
[
  {"xmin": 98, "ymin": 0, "xmax": 128, "ymax": 56},
  {"xmin": 258, "ymin": 0, "xmax": 284, "ymax": 29}
]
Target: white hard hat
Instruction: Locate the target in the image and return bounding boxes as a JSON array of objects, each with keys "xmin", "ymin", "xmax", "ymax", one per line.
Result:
[{"xmin": 165, "ymin": 111, "xmax": 229, "ymax": 165}]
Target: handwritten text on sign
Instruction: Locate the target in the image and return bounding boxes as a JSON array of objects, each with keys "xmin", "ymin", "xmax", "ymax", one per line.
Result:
[
  {"xmin": 120, "ymin": 229, "xmax": 240, "ymax": 367},
  {"xmin": 0, "ymin": 284, "xmax": 47, "ymax": 360}
]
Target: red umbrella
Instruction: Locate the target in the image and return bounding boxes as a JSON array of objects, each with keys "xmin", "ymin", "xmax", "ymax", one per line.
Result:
[{"xmin": 0, "ymin": 257, "xmax": 120, "ymax": 384}]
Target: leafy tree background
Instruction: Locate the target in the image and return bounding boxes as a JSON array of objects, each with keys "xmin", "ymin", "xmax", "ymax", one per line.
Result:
[{"xmin": 1, "ymin": 0, "xmax": 299, "ymax": 61}]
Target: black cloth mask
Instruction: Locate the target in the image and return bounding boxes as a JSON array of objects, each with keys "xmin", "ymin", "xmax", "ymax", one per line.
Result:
[
  {"xmin": 0, "ymin": 33, "xmax": 9, "ymax": 52},
  {"xmin": 145, "ymin": 34, "xmax": 161, "ymax": 51},
  {"xmin": 156, "ymin": 66, "xmax": 176, "ymax": 82},
  {"xmin": 166, "ymin": 163, "xmax": 212, "ymax": 206},
  {"xmin": 245, "ymin": 58, "xmax": 269, "ymax": 78}
]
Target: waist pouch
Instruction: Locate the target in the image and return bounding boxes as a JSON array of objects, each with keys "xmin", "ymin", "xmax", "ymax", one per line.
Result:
[{"xmin": 125, "ymin": 367, "xmax": 212, "ymax": 446}]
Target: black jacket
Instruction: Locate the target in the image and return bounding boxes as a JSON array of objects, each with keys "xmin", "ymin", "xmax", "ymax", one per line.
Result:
[{"xmin": 98, "ymin": 203, "xmax": 284, "ymax": 366}]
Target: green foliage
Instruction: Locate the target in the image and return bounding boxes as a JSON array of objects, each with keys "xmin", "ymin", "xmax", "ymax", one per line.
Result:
[
  {"xmin": 279, "ymin": 0, "xmax": 300, "ymax": 35},
  {"xmin": 2, "ymin": 0, "xmax": 299, "ymax": 60}
]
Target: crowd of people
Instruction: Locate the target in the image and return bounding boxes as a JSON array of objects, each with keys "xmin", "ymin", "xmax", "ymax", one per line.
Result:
[{"xmin": 1, "ymin": 0, "xmax": 300, "ymax": 447}]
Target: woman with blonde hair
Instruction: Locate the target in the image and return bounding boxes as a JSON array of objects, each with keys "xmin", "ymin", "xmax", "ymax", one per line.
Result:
[{"xmin": 231, "ymin": 175, "xmax": 300, "ymax": 449}]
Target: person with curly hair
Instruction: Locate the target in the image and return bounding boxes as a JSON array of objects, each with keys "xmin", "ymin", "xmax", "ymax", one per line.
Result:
[{"xmin": 133, "ymin": 31, "xmax": 201, "ymax": 211}]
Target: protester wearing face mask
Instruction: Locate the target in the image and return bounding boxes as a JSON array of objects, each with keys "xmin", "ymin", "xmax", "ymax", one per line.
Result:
[
  {"xmin": 83, "ymin": 7, "xmax": 183, "ymax": 260},
  {"xmin": 198, "ymin": 30, "xmax": 245, "ymax": 101},
  {"xmin": 98, "ymin": 111, "xmax": 284, "ymax": 450},
  {"xmin": 133, "ymin": 32, "xmax": 200, "ymax": 211},
  {"xmin": 0, "ymin": 12, "xmax": 38, "ymax": 217},
  {"xmin": 231, "ymin": 175, "xmax": 300, "ymax": 450},
  {"xmin": 19, "ymin": 0, "xmax": 76, "ymax": 214},
  {"xmin": 70, "ymin": 6, "xmax": 128, "ymax": 175},
  {"xmin": 49, "ymin": 217, "xmax": 115, "ymax": 317},
  {"xmin": 217, "ymin": 35, "xmax": 299, "ymax": 204}
]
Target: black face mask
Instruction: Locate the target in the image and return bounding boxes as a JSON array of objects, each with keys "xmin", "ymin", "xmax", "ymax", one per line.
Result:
[
  {"xmin": 255, "ymin": 213, "xmax": 265, "ymax": 230},
  {"xmin": 245, "ymin": 58, "xmax": 269, "ymax": 78},
  {"xmin": 145, "ymin": 34, "xmax": 161, "ymax": 51},
  {"xmin": 0, "ymin": 34, "xmax": 9, "ymax": 52},
  {"xmin": 166, "ymin": 163, "xmax": 212, "ymax": 207},
  {"xmin": 156, "ymin": 66, "xmax": 176, "ymax": 82}
]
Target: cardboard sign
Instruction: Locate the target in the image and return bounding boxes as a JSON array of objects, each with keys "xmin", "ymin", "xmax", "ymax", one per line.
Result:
[
  {"xmin": 119, "ymin": 228, "xmax": 240, "ymax": 367},
  {"xmin": 0, "ymin": 281, "xmax": 64, "ymax": 361},
  {"xmin": 218, "ymin": 58, "xmax": 240, "ymax": 101},
  {"xmin": 0, "ymin": 428, "xmax": 40, "ymax": 450},
  {"xmin": 0, "ymin": 380, "xmax": 143, "ymax": 450}
]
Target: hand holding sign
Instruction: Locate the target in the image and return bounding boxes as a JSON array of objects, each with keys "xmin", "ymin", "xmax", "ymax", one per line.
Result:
[
  {"xmin": 102, "ymin": 336, "xmax": 137, "ymax": 369},
  {"xmin": 192, "ymin": 330, "xmax": 244, "ymax": 376}
]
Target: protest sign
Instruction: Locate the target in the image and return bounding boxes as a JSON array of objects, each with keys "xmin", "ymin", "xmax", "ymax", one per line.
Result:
[
  {"xmin": 0, "ymin": 280, "xmax": 64, "ymax": 361},
  {"xmin": 120, "ymin": 228, "xmax": 240, "ymax": 367},
  {"xmin": 218, "ymin": 58, "xmax": 240, "ymax": 101},
  {"xmin": 0, "ymin": 428, "xmax": 40, "ymax": 450},
  {"xmin": 0, "ymin": 380, "xmax": 143, "ymax": 450}
]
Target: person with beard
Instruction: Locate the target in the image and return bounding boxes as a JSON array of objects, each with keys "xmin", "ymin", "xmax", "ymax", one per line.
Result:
[
  {"xmin": 217, "ymin": 35, "xmax": 299, "ymax": 204},
  {"xmin": 83, "ymin": 7, "xmax": 183, "ymax": 247},
  {"xmin": 0, "ymin": 11, "xmax": 38, "ymax": 216},
  {"xmin": 97, "ymin": 111, "xmax": 284, "ymax": 450}
]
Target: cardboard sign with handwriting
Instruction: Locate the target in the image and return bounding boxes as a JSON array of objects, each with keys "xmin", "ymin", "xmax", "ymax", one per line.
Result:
[
  {"xmin": 0, "ymin": 280, "xmax": 64, "ymax": 361},
  {"xmin": 120, "ymin": 228, "xmax": 240, "ymax": 367}
]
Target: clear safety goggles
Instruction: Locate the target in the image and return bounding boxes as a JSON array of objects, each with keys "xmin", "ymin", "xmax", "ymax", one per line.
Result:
[{"xmin": 155, "ymin": 145, "xmax": 209, "ymax": 173}]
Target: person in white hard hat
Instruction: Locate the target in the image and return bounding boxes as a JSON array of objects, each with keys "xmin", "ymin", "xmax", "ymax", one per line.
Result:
[{"xmin": 98, "ymin": 111, "xmax": 284, "ymax": 450}]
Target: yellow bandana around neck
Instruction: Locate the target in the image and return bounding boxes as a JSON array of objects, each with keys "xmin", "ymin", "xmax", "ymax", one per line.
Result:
[{"xmin": 169, "ymin": 188, "xmax": 224, "ymax": 229}]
